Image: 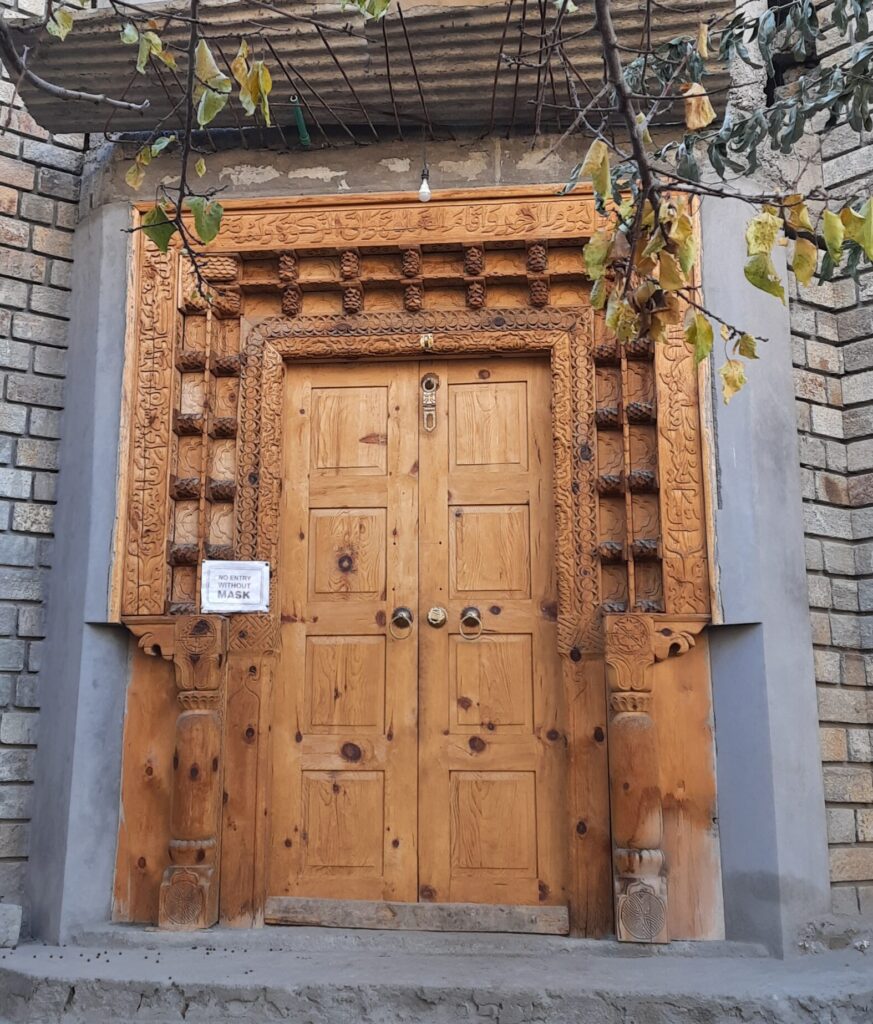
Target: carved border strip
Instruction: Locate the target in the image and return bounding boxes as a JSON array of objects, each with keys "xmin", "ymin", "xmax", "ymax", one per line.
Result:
[{"xmin": 121, "ymin": 236, "xmax": 178, "ymax": 616}]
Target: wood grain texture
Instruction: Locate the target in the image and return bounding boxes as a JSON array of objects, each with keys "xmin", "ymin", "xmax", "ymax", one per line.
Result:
[
  {"xmin": 265, "ymin": 898, "xmax": 569, "ymax": 934},
  {"xmin": 112, "ymin": 639, "xmax": 176, "ymax": 923}
]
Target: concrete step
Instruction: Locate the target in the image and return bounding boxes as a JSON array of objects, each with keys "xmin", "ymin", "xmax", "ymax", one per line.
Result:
[{"xmin": 1, "ymin": 932, "xmax": 872, "ymax": 1024}]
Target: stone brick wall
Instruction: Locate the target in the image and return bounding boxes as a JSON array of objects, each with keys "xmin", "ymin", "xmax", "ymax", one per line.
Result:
[
  {"xmin": 0, "ymin": 0, "xmax": 84, "ymax": 916},
  {"xmin": 792, "ymin": 24, "xmax": 873, "ymax": 916}
]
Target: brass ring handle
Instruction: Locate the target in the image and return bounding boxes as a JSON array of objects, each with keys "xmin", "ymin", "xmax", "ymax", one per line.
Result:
[
  {"xmin": 459, "ymin": 606, "xmax": 483, "ymax": 641},
  {"xmin": 389, "ymin": 606, "xmax": 414, "ymax": 639}
]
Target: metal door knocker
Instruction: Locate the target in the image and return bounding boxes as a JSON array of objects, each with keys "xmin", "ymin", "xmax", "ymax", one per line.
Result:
[
  {"xmin": 427, "ymin": 606, "xmax": 448, "ymax": 628},
  {"xmin": 389, "ymin": 606, "xmax": 414, "ymax": 639},
  {"xmin": 459, "ymin": 606, "xmax": 483, "ymax": 641},
  {"xmin": 421, "ymin": 373, "xmax": 440, "ymax": 432}
]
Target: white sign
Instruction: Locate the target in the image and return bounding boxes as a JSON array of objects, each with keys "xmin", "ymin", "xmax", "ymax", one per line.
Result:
[{"xmin": 200, "ymin": 561, "xmax": 270, "ymax": 613}]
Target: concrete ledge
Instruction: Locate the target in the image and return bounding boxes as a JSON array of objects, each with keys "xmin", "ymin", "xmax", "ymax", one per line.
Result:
[
  {"xmin": 73, "ymin": 923, "xmax": 769, "ymax": 959},
  {"xmin": 0, "ymin": 940, "xmax": 871, "ymax": 1024}
]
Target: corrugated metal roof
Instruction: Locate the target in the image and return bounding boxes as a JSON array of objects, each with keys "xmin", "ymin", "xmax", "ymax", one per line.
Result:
[{"xmin": 14, "ymin": 0, "xmax": 730, "ymax": 138}]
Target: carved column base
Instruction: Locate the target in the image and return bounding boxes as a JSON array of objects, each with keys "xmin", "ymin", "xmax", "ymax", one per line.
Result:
[
  {"xmin": 614, "ymin": 849, "xmax": 668, "ymax": 943},
  {"xmin": 159, "ymin": 865, "xmax": 218, "ymax": 931}
]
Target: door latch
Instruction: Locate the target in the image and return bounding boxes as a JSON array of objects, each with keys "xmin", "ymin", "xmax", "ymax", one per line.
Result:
[{"xmin": 421, "ymin": 373, "xmax": 439, "ymax": 432}]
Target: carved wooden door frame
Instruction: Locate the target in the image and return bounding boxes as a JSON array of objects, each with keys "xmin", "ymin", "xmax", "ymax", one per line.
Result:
[{"xmin": 116, "ymin": 187, "xmax": 714, "ymax": 939}]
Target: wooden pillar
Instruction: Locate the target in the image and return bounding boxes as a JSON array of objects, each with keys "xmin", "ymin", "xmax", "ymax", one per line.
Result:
[
  {"xmin": 159, "ymin": 615, "xmax": 228, "ymax": 930},
  {"xmin": 604, "ymin": 614, "xmax": 703, "ymax": 943}
]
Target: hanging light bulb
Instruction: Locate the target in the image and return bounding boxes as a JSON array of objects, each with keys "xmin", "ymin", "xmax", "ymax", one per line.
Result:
[{"xmin": 418, "ymin": 164, "xmax": 432, "ymax": 203}]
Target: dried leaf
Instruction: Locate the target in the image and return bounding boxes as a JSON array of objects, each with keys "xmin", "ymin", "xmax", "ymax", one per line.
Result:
[
  {"xmin": 783, "ymin": 194, "xmax": 813, "ymax": 234},
  {"xmin": 697, "ymin": 22, "xmax": 709, "ymax": 59},
  {"xmin": 683, "ymin": 83, "xmax": 716, "ymax": 130},
  {"xmin": 719, "ymin": 359, "xmax": 747, "ymax": 404},
  {"xmin": 745, "ymin": 210, "xmax": 782, "ymax": 256},
  {"xmin": 735, "ymin": 334, "xmax": 758, "ymax": 359},
  {"xmin": 658, "ymin": 251, "xmax": 685, "ymax": 292},
  {"xmin": 583, "ymin": 230, "xmax": 612, "ymax": 280}
]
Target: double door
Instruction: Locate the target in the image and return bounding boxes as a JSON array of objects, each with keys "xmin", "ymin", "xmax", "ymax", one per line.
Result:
[{"xmin": 270, "ymin": 355, "xmax": 567, "ymax": 911}]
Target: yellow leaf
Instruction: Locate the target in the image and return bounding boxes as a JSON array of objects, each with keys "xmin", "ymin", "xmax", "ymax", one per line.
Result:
[
  {"xmin": 583, "ymin": 230, "xmax": 613, "ymax": 281},
  {"xmin": 581, "ymin": 140, "xmax": 612, "ymax": 200},
  {"xmin": 47, "ymin": 9, "xmax": 74, "ymax": 41},
  {"xmin": 745, "ymin": 211, "xmax": 782, "ymax": 256},
  {"xmin": 697, "ymin": 22, "xmax": 709, "ymax": 59},
  {"xmin": 257, "ymin": 62, "xmax": 272, "ymax": 125},
  {"xmin": 590, "ymin": 276, "xmax": 609, "ymax": 310},
  {"xmin": 719, "ymin": 359, "xmax": 747, "ymax": 404},
  {"xmin": 840, "ymin": 199, "xmax": 873, "ymax": 261},
  {"xmin": 658, "ymin": 251, "xmax": 685, "ymax": 292},
  {"xmin": 195, "ymin": 157, "xmax": 206, "ymax": 177},
  {"xmin": 720, "ymin": 323, "xmax": 730, "ymax": 342},
  {"xmin": 605, "ymin": 295, "xmax": 640, "ymax": 343},
  {"xmin": 634, "ymin": 112, "xmax": 653, "ymax": 149},
  {"xmin": 823, "ymin": 210, "xmax": 845, "ymax": 262},
  {"xmin": 231, "ymin": 39, "xmax": 249, "ymax": 88},
  {"xmin": 791, "ymin": 237, "xmax": 818, "ymax": 286},
  {"xmin": 194, "ymin": 39, "xmax": 230, "ymax": 100},
  {"xmin": 744, "ymin": 253, "xmax": 785, "ymax": 303},
  {"xmin": 684, "ymin": 308, "xmax": 713, "ymax": 364},
  {"xmin": 683, "ymin": 83, "xmax": 716, "ymax": 131},
  {"xmin": 783, "ymin": 194, "xmax": 813, "ymax": 234},
  {"xmin": 125, "ymin": 161, "xmax": 146, "ymax": 190}
]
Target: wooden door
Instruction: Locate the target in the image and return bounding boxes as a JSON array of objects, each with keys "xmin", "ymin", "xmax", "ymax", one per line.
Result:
[
  {"xmin": 271, "ymin": 362, "xmax": 419, "ymax": 901},
  {"xmin": 269, "ymin": 356, "xmax": 567, "ymax": 910},
  {"xmin": 417, "ymin": 358, "xmax": 567, "ymax": 907}
]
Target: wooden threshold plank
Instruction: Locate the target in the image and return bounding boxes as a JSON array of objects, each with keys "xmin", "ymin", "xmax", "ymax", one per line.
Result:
[{"xmin": 265, "ymin": 898, "xmax": 570, "ymax": 935}]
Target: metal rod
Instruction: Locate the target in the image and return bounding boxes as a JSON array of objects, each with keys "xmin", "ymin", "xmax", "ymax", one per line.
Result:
[
  {"xmin": 488, "ymin": 0, "xmax": 515, "ymax": 135},
  {"xmin": 315, "ymin": 24, "xmax": 379, "ymax": 141},
  {"xmin": 382, "ymin": 14, "xmax": 404, "ymax": 140},
  {"xmin": 264, "ymin": 37, "xmax": 331, "ymax": 144},
  {"xmin": 397, "ymin": 2, "xmax": 433, "ymax": 139}
]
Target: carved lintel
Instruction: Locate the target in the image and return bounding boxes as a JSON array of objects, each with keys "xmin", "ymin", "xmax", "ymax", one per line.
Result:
[{"xmin": 604, "ymin": 614, "xmax": 703, "ymax": 944}]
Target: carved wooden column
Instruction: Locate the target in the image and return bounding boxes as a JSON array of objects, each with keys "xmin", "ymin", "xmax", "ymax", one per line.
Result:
[
  {"xmin": 160, "ymin": 615, "xmax": 228, "ymax": 930},
  {"xmin": 604, "ymin": 614, "xmax": 703, "ymax": 943}
]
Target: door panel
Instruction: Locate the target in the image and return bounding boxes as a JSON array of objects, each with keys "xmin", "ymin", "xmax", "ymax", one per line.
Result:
[
  {"xmin": 270, "ymin": 355, "xmax": 567, "ymax": 912},
  {"xmin": 270, "ymin": 363, "xmax": 418, "ymax": 902},
  {"xmin": 418, "ymin": 358, "xmax": 567, "ymax": 907}
]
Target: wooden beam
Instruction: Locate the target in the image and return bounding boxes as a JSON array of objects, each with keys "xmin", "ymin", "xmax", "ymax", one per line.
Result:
[{"xmin": 265, "ymin": 898, "xmax": 569, "ymax": 935}]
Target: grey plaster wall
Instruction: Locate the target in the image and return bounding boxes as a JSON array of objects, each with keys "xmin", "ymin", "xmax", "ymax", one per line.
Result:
[
  {"xmin": 26, "ymin": 202, "xmax": 131, "ymax": 943},
  {"xmin": 702, "ymin": 196, "xmax": 832, "ymax": 953}
]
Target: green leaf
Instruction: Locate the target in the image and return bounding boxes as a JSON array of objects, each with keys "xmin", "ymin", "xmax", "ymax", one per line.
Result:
[
  {"xmin": 120, "ymin": 22, "xmax": 139, "ymax": 45},
  {"xmin": 141, "ymin": 205, "xmax": 177, "ymax": 253},
  {"xmin": 744, "ymin": 253, "xmax": 785, "ymax": 303},
  {"xmin": 46, "ymin": 9, "xmax": 74, "ymax": 41},
  {"xmin": 791, "ymin": 237, "xmax": 818, "ymax": 286},
  {"xmin": 684, "ymin": 309, "xmax": 713, "ymax": 365},
  {"xmin": 125, "ymin": 160, "xmax": 146, "ymax": 190},
  {"xmin": 194, "ymin": 39, "xmax": 231, "ymax": 98},
  {"xmin": 735, "ymin": 334, "xmax": 759, "ymax": 360},
  {"xmin": 136, "ymin": 31, "xmax": 164, "ymax": 74},
  {"xmin": 187, "ymin": 196, "xmax": 223, "ymax": 244},
  {"xmin": 150, "ymin": 135, "xmax": 175, "ymax": 157},
  {"xmin": 719, "ymin": 359, "xmax": 747, "ymax": 404},
  {"xmin": 823, "ymin": 210, "xmax": 845, "ymax": 261},
  {"xmin": 197, "ymin": 88, "xmax": 229, "ymax": 127},
  {"xmin": 590, "ymin": 276, "xmax": 608, "ymax": 311}
]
